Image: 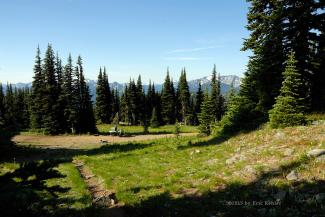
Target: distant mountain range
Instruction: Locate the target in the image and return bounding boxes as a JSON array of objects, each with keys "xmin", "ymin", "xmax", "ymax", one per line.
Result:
[{"xmin": 2, "ymin": 75, "xmax": 241, "ymax": 101}]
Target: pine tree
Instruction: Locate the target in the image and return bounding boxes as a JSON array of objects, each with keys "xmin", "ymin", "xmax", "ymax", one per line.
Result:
[
  {"xmin": 103, "ymin": 67, "xmax": 112, "ymax": 122},
  {"xmin": 42, "ymin": 44, "xmax": 60, "ymax": 134},
  {"xmin": 178, "ymin": 68, "xmax": 191, "ymax": 125},
  {"xmin": 14, "ymin": 87, "xmax": 30, "ymax": 129},
  {"xmin": 55, "ymin": 53, "xmax": 66, "ymax": 133},
  {"xmin": 120, "ymin": 85, "xmax": 131, "ymax": 124},
  {"xmin": 62, "ymin": 54, "xmax": 76, "ymax": 133},
  {"xmin": 269, "ymin": 51, "xmax": 306, "ymax": 128},
  {"xmin": 128, "ymin": 79, "xmax": 138, "ymax": 125},
  {"xmin": 4, "ymin": 84, "xmax": 16, "ymax": 130},
  {"xmin": 217, "ymin": 73, "xmax": 225, "ymax": 119},
  {"xmin": 194, "ymin": 82, "xmax": 204, "ymax": 125},
  {"xmin": 146, "ymin": 80, "xmax": 154, "ymax": 119},
  {"xmin": 95, "ymin": 67, "xmax": 111, "ymax": 123},
  {"xmin": 77, "ymin": 56, "xmax": 97, "ymax": 133},
  {"xmin": 136, "ymin": 75, "xmax": 145, "ymax": 125},
  {"xmin": 198, "ymin": 89, "xmax": 214, "ymax": 135},
  {"xmin": 30, "ymin": 46, "xmax": 44, "ymax": 129},
  {"xmin": 161, "ymin": 69, "xmax": 175, "ymax": 124},
  {"xmin": 210, "ymin": 65, "xmax": 224, "ymax": 122},
  {"xmin": 111, "ymin": 88, "xmax": 120, "ymax": 119},
  {"xmin": 0, "ymin": 84, "xmax": 5, "ymax": 129}
]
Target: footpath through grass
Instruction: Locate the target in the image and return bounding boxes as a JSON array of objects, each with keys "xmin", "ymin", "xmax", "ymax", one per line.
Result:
[
  {"xmin": 79, "ymin": 124, "xmax": 325, "ymax": 216},
  {"xmin": 0, "ymin": 123, "xmax": 324, "ymax": 216}
]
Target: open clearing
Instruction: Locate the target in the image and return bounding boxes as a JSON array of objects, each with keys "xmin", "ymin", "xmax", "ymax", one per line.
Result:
[
  {"xmin": 1, "ymin": 124, "xmax": 325, "ymax": 217},
  {"xmin": 13, "ymin": 133, "xmax": 197, "ymax": 149}
]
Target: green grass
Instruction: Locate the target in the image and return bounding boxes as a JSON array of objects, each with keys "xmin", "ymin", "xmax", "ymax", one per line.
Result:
[
  {"xmin": 78, "ymin": 124, "xmax": 325, "ymax": 207},
  {"xmin": 306, "ymin": 112, "xmax": 325, "ymax": 121},
  {"xmin": 1, "ymin": 124, "xmax": 325, "ymax": 216},
  {"xmin": 97, "ymin": 124, "xmax": 199, "ymax": 135},
  {"xmin": 46, "ymin": 162, "xmax": 92, "ymax": 209}
]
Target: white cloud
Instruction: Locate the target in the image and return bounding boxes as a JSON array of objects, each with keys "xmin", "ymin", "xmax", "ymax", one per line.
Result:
[{"xmin": 167, "ymin": 45, "xmax": 222, "ymax": 54}]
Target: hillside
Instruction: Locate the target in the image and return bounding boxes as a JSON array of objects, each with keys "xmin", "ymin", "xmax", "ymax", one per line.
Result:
[{"xmin": 1, "ymin": 123, "xmax": 324, "ymax": 217}]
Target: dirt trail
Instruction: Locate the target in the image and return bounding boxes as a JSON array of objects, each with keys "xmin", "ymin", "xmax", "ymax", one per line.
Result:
[
  {"xmin": 73, "ymin": 159, "xmax": 126, "ymax": 217},
  {"xmin": 13, "ymin": 133, "xmax": 197, "ymax": 149}
]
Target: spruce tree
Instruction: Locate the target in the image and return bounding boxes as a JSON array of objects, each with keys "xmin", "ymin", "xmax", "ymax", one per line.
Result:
[
  {"xmin": 62, "ymin": 54, "xmax": 76, "ymax": 133},
  {"xmin": 269, "ymin": 51, "xmax": 306, "ymax": 128},
  {"xmin": 14, "ymin": 87, "xmax": 30, "ymax": 129},
  {"xmin": 55, "ymin": 53, "xmax": 66, "ymax": 133},
  {"xmin": 120, "ymin": 85, "xmax": 131, "ymax": 124},
  {"xmin": 161, "ymin": 69, "xmax": 175, "ymax": 124},
  {"xmin": 194, "ymin": 82, "xmax": 204, "ymax": 125},
  {"xmin": 95, "ymin": 67, "xmax": 111, "ymax": 123},
  {"xmin": 178, "ymin": 68, "xmax": 191, "ymax": 125},
  {"xmin": 210, "ymin": 65, "xmax": 224, "ymax": 122},
  {"xmin": 0, "ymin": 84, "xmax": 5, "ymax": 129},
  {"xmin": 77, "ymin": 56, "xmax": 97, "ymax": 133},
  {"xmin": 217, "ymin": 73, "xmax": 225, "ymax": 119},
  {"xmin": 42, "ymin": 44, "xmax": 60, "ymax": 134},
  {"xmin": 30, "ymin": 46, "xmax": 44, "ymax": 129},
  {"xmin": 198, "ymin": 89, "xmax": 214, "ymax": 135},
  {"xmin": 103, "ymin": 67, "xmax": 112, "ymax": 122},
  {"xmin": 136, "ymin": 75, "xmax": 145, "ymax": 125},
  {"xmin": 128, "ymin": 79, "xmax": 138, "ymax": 125},
  {"xmin": 4, "ymin": 84, "xmax": 16, "ymax": 130}
]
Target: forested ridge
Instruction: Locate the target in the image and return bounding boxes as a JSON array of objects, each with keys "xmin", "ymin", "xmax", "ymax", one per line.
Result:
[
  {"xmin": 0, "ymin": 0, "xmax": 324, "ymax": 135},
  {"xmin": 0, "ymin": 45, "xmax": 226, "ymax": 135}
]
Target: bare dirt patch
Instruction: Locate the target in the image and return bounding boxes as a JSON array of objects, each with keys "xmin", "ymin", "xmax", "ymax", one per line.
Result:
[{"xmin": 13, "ymin": 133, "xmax": 197, "ymax": 149}]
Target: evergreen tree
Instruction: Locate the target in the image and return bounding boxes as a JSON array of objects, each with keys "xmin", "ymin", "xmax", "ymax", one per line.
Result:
[
  {"xmin": 128, "ymin": 79, "xmax": 138, "ymax": 125},
  {"xmin": 120, "ymin": 85, "xmax": 131, "ymax": 124},
  {"xmin": 76, "ymin": 56, "xmax": 97, "ymax": 133},
  {"xmin": 194, "ymin": 82, "xmax": 204, "ymax": 125},
  {"xmin": 111, "ymin": 88, "xmax": 120, "ymax": 119},
  {"xmin": 269, "ymin": 51, "xmax": 306, "ymax": 128},
  {"xmin": 95, "ymin": 67, "xmax": 111, "ymax": 123},
  {"xmin": 178, "ymin": 68, "xmax": 191, "ymax": 125},
  {"xmin": 198, "ymin": 89, "xmax": 214, "ymax": 135},
  {"xmin": 55, "ymin": 53, "xmax": 66, "ymax": 133},
  {"xmin": 210, "ymin": 65, "xmax": 224, "ymax": 122},
  {"xmin": 103, "ymin": 67, "xmax": 112, "ymax": 122},
  {"xmin": 30, "ymin": 46, "xmax": 44, "ymax": 129},
  {"xmin": 161, "ymin": 69, "xmax": 175, "ymax": 124},
  {"xmin": 42, "ymin": 44, "xmax": 60, "ymax": 134},
  {"xmin": 0, "ymin": 84, "xmax": 5, "ymax": 128},
  {"xmin": 4, "ymin": 84, "xmax": 16, "ymax": 130},
  {"xmin": 136, "ymin": 75, "xmax": 145, "ymax": 125},
  {"xmin": 62, "ymin": 54, "xmax": 76, "ymax": 133},
  {"xmin": 217, "ymin": 73, "xmax": 225, "ymax": 119},
  {"xmin": 146, "ymin": 80, "xmax": 154, "ymax": 119},
  {"xmin": 14, "ymin": 87, "xmax": 30, "ymax": 129}
]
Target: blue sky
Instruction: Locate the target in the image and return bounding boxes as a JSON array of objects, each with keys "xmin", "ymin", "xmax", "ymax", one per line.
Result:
[{"xmin": 0, "ymin": 0, "xmax": 250, "ymax": 83}]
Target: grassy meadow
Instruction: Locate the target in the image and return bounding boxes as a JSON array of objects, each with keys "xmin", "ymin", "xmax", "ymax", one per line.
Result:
[{"xmin": 0, "ymin": 121, "xmax": 324, "ymax": 216}]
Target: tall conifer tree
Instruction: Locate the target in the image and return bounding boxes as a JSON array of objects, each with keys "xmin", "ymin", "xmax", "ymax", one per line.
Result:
[
  {"xmin": 269, "ymin": 51, "xmax": 306, "ymax": 128},
  {"xmin": 30, "ymin": 46, "xmax": 44, "ymax": 129},
  {"xmin": 161, "ymin": 69, "xmax": 175, "ymax": 124}
]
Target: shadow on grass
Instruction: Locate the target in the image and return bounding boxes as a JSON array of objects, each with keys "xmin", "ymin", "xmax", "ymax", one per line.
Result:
[
  {"xmin": 0, "ymin": 160, "xmax": 70, "ymax": 217},
  {"xmin": 0, "ymin": 136, "xmax": 153, "ymax": 216},
  {"xmin": 123, "ymin": 156, "xmax": 325, "ymax": 217}
]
